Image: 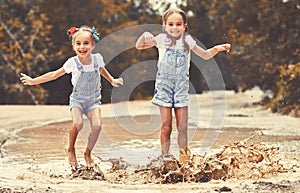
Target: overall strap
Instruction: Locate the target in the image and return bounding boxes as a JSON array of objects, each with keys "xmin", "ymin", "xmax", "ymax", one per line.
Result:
[
  {"xmin": 93, "ymin": 55, "xmax": 99, "ymax": 72},
  {"xmin": 73, "ymin": 57, "xmax": 84, "ymax": 72}
]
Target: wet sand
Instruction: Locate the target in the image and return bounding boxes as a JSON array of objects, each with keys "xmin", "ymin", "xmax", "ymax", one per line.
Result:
[{"xmin": 0, "ymin": 88, "xmax": 300, "ymax": 192}]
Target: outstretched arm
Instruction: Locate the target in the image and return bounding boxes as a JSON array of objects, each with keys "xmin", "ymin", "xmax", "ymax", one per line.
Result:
[
  {"xmin": 20, "ymin": 67, "xmax": 66, "ymax": 85},
  {"xmin": 100, "ymin": 67, "xmax": 123, "ymax": 87},
  {"xmin": 192, "ymin": 43, "xmax": 231, "ymax": 60},
  {"xmin": 135, "ymin": 32, "xmax": 157, "ymax": 50}
]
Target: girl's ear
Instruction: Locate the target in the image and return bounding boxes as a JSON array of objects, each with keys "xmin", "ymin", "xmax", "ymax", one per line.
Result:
[
  {"xmin": 184, "ymin": 23, "xmax": 188, "ymax": 32},
  {"xmin": 162, "ymin": 25, "xmax": 166, "ymax": 32}
]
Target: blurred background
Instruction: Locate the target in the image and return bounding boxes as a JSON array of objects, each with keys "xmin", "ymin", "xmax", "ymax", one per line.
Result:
[{"xmin": 0, "ymin": 0, "xmax": 299, "ymax": 115}]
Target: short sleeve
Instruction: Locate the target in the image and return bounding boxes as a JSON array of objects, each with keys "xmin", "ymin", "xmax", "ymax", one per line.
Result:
[
  {"xmin": 185, "ymin": 35, "xmax": 196, "ymax": 49},
  {"xmin": 155, "ymin": 33, "xmax": 166, "ymax": 48},
  {"xmin": 63, "ymin": 57, "xmax": 76, "ymax": 74},
  {"xmin": 95, "ymin": 53, "xmax": 105, "ymax": 67}
]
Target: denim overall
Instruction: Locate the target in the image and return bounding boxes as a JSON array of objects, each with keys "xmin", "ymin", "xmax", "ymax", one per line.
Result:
[
  {"xmin": 69, "ymin": 55, "xmax": 102, "ymax": 114},
  {"xmin": 152, "ymin": 43, "xmax": 190, "ymax": 108}
]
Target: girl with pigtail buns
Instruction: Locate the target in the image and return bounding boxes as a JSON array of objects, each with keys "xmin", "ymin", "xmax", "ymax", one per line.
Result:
[
  {"xmin": 136, "ymin": 8, "xmax": 230, "ymax": 163},
  {"xmin": 20, "ymin": 25, "xmax": 123, "ymax": 168}
]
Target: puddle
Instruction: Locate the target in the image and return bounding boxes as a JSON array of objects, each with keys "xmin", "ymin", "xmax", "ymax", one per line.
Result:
[{"xmin": 2, "ymin": 116, "xmax": 300, "ymax": 185}]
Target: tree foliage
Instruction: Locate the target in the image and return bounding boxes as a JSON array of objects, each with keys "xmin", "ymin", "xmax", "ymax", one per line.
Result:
[
  {"xmin": 268, "ymin": 63, "xmax": 300, "ymax": 115},
  {"xmin": 184, "ymin": 0, "xmax": 300, "ymax": 115},
  {"xmin": 0, "ymin": 0, "xmax": 55, "ymax": 104},
  {"xmin": 224, "ymin": 0, "xmax": 299, "ymax": 92},
  {"xmin": 0, "ymin": 0, "xmax": 299, "ymax": 115}
]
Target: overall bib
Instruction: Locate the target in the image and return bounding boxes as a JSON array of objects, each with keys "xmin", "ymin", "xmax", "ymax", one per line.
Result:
[
  {"xmin": 152, "ymin": 47, "xmax": 189, "ymax": 108},
  {"xmin": 69, "ymin": 55, "xmax": 102, "ymax": 114}
]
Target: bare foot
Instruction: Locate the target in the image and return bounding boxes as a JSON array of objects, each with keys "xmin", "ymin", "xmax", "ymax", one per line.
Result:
[
  {"xmin": 84, "ymin": 152, "xmax": 95, "ymax": 168},
  {"xmin": 66, "ymin": 148, "xmax": 79, "ymax": 167}
]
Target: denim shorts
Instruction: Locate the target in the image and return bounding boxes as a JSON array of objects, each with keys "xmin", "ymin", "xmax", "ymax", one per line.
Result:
[
  {"xmin": 152, "ymin": 75, "xmax": 189, "ymax": 108},
  {"xmin": 69, "ymin": 92, "xmax": 101, "ymax": 115}
]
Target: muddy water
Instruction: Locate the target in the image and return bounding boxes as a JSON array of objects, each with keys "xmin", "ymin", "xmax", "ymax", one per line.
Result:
[
  {"xmin": 1, "ymin": 115, "xmax": 300, "ymax": 192},
  {"xmin": 4, "ymin": 115, "xmax": 300, "ymax": 166},
  {"xmin": 3, "ymin": 116, "xmax": 263, "ymax": 165}
]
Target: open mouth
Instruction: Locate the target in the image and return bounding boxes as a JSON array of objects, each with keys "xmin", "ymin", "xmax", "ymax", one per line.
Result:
[{"xmin": 79, "ymin": 50, "xmax": 87, "ymax": 54}]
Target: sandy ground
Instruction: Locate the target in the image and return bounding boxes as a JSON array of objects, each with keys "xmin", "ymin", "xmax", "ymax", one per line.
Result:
[{"xmin": 0, "ymin": 87, "xmax": 299, "ymax": 192}]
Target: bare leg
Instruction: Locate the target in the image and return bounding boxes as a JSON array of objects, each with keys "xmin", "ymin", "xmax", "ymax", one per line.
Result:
[
  {"xmin": 68, "ymin": 107, "xmax": 84, "ymax": 167},
  {"xmin": 84, "ymin": 108, "xmax": 102, "ymax": 168},
  {"xmin": 159, "ymin": 106, "xmax": 173, "ymax": 155},
  {"xmin": 174, "ymin": 106, "xmax": 188, "ymax": 150}
]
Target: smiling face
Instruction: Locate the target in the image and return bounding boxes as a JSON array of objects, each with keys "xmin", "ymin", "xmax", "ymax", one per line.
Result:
[
  {"xmin": 164, "ymin": 12, "xmax": 187, "ymax": 38},
  {"xmin": 72, "ymin": 31, "xmax": 95, "ymax": 60}
]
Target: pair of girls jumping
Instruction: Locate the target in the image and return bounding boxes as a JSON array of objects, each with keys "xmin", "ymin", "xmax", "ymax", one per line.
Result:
[{"xmin": 20, "ymin": 8, "xmax": 230, "ymax": 167}]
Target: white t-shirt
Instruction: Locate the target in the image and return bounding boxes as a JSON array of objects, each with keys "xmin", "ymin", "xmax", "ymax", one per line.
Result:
[
  {"xmin": 63, "ymin": 53, "xmax": 105, "ymax": 87},
  {"xmin": 155, "ymin": 33, "xmax": 196, "ymax": 64}
]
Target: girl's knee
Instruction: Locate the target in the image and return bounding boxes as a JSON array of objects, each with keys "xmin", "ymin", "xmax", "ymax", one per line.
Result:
[
  {"xmin": 91, "ymin": 124, "xmax": 102, "ymax": 133},
  {"xmin": 161, "ymin": 125, "xmax": 172, "ymax": 136},
  {"xmin": 72, "ymin": 122, "xmax": 83, "ymax": 131}
]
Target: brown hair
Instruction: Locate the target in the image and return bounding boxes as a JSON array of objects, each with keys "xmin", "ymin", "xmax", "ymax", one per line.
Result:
[{"xmin": 162, "ymin": 8, "xmax": 190, "ymax": 52}]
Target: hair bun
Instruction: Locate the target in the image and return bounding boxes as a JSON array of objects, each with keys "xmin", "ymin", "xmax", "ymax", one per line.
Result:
[{"xmin": 67, "ymin": 27, "xmax": 78, "ymax": 36}]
